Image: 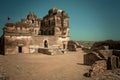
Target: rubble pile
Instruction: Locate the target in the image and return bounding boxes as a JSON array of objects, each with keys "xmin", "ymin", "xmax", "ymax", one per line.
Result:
[
  {"xmin": 89, "ymin": 60, "xmax": 107, "ymax": 77},
  {"xmin": 92, "ymin": 69, "xmax": 120, "ymax": 80},
  {"xmin": 84, "ymin": 40, "xmax": 120, "ymax": 78}
]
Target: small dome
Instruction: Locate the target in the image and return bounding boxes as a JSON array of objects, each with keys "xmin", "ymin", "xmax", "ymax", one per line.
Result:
[
  {"xmin": 27, "ymin": 12, "xmax": 37, "ymax": 20},
  {"xmin": 48, "ymin": 8, "xmax": 58, "ymax": 15}
]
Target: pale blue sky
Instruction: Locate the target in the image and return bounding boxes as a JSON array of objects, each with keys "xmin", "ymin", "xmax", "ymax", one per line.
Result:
[{"xmin": 0, "ymin": 0, "xmax": 120, "ymax": 41}]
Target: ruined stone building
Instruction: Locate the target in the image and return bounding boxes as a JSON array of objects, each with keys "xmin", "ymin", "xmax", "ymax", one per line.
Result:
[{"xmin": 0, "ymin": 8, "xmax": 70, "ymax": 54}]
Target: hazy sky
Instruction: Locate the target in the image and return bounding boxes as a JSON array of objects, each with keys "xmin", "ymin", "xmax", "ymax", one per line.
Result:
[{"xmin": 0, "ymin": 0, "xmax": 120, "ymax": 41}]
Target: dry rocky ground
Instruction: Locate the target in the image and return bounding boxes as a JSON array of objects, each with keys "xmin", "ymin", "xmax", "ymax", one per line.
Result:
[
  {"xmin": 0, "ymin": 49, "xmax": 91, "ymax": 80},
  {"xmin": 0, "ymin": 49, "xmax": 120, "ymax": 80}
]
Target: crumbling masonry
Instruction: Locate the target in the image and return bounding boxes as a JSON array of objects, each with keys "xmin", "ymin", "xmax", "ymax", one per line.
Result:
[{"xmin": 0, "ymin": 8, "xmax": 70, "ymax": 55}]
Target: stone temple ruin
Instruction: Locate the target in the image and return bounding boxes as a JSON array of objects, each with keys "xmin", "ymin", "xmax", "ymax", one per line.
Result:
[
  {"xmin": 0, "ymin": 8, "xmax": 70, "ymax": 55},
  {"xmin": 83, "ymin": 40, "xmax": 120, "ymax": 77}
]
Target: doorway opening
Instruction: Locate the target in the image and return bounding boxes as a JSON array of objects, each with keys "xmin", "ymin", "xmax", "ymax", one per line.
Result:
[
  {"xmin": 18, "ymin": 46, "xmax": 22, "ymax": 53},
  {"xmin": 44, "ymin": 40, "xmax": 48, "ymax": 48}
]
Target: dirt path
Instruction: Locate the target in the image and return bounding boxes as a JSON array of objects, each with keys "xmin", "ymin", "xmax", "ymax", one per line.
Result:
[{"xmin": 0, "ymin": 50, "xmax": 90, "ymax": 80}]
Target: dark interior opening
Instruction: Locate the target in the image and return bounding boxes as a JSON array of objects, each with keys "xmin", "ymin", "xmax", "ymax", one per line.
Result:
[
  {"xmin": 18, "ymin": 46, "xmax": 22, "ymax": 53},
  {"xmin": 44, "ymin": 40, "xmax": 48, "ymax": 48}
]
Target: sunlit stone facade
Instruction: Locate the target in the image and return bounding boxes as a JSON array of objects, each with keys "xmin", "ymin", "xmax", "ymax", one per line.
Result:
[{"xmin": 0, "ymin": 8, "xmax": 70, "ymax": 54}]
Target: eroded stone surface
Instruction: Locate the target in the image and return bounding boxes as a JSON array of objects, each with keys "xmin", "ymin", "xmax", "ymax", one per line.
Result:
[{"xmin": 0, "ymin": 8, "xmax": 70, "ymax": 55}]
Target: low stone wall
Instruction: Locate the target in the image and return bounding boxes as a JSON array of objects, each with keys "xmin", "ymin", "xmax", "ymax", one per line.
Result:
[
  {"xmin": 50, "ymin": 48, "xmax": 64, "ymax": 55},
  {"xmin": 38, "ymin": 47, "xmax": 65, "ymax": 55},
  {"xmin": 89, "ymin": 60, "xmax": 107, "ymax": 77},
  {"xmin": 38, "ymin": 48, "xmax": 51, "ymax": 55}
]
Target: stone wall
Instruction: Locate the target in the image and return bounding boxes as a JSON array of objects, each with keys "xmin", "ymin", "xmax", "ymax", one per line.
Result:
[
  {"xmin": 32, "ymin": 36, "xmax": 58, "ymax": 48},
  {"xmin": 84, "ymin": 52, "xmax": 102, "ymax": 65},
  {"xmin": 4, "ymin": 35, "xmax": 33, "ymax": 54},
  {"xmin": 32, "ymin": 35, "xmax": 69, "ymax": 49},
  {"xmin": 4, "ymin": 35, "xmax": 69, "ymax": 54}
]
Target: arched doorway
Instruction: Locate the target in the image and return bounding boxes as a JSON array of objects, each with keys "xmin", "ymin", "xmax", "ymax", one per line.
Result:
[{"xmin": 44, "ymin": 40, "xmax": 48, "ymax": 48}]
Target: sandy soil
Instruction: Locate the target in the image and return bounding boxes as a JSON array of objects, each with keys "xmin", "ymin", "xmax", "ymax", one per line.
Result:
[{"xmin": 0, "ymin": 50, "xmax": 91, "ymax": 80}]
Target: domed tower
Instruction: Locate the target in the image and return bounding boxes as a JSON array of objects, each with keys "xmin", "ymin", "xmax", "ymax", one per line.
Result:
[
  {"xmin": 27, "ymin": 12, "xmax": 37, "ymax": 20},
  {"xmin": 21, "ymin": 12, "xmax": 41, "ymax": 35},
  {"xmin": 54, "ymin": 8, "xmax": 69, "ymax": 50},
  {"xmin": 26, "ymin": 12, "xmax": 38, "ymax": 24},
  {"xmin": 48, "ymin": 8, "xmax": 58, "ymax": 16}
]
